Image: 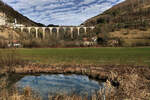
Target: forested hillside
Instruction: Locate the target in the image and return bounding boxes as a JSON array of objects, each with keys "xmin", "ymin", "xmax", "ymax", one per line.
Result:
[
  {"xmin": 0, "ymin": 0, "xmax": 44, "ymax": 26},
  {"xmin": 83, "ymin": 0, "xmax": 150, "ymax": 46}
]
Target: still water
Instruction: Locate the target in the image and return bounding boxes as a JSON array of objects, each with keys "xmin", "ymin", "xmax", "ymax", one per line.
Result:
[{"xmin": 16, "ymin": 74, "xmax": 104, "ymax": 100}]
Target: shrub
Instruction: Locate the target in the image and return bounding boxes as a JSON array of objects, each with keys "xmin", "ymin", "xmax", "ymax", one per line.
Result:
[
  {"xmin": 0, "ymin": 40, "xmax": 8, "ymax": 48},
  {"xmin": 22, "ymin": 39, "xmax": 46, "ymax": 48},
  {"xmin": 107, "ymin": 38, "xmax": 125, "ymax": 47},
  {"xmin": 0, "ymin": 49, "xmax": 26, "ymax": 67}
]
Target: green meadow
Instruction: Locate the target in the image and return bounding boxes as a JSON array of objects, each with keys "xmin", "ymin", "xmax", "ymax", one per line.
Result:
[{"xmin": 12, "ymin": 47, "xmax": 150, "ymax": 66}]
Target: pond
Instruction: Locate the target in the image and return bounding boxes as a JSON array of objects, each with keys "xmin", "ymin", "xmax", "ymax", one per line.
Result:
[{"xmin": 15, "ymin": 74, "xmax": 105, "ymax": 100}]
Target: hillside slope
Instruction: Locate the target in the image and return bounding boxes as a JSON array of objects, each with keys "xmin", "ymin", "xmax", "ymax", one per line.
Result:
[
  {"xmin": 83, "ymin": 0, "xmax": 150, "ymax": 28},
  {"xmin": 0, "ymin": 1, "xmax": 44, "ymax": 27},
  {"xmin": 0, "ymin": 26, "xmax": 19, "ymax": 39},
  {"xmin": 83, "ymin": 0, "xmax": 150, "ymax": 46}
]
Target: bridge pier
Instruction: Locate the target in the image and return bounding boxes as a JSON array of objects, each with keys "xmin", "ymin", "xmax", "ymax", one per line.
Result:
[
  {"xmin": 49, "ymin": 27, "xmax": 53, "ymax": 36},
  {"xmin": 77, "ymin": 27, "xmax": 80, "ymax": 36},
  {"xmin": 84, "ymin": 27, "xmax": 87, "ymax": 34},
  {"xmin": 21, "ymin": 27, "xmax": 24, "ymax": 33},
  {"xmin": 28, "ymin": 27, "xmax": 32, "ymax": 34},
  {"xmin": 56, "ymin": 27, "xmax": 60, "ymax": 38},
  {"xmin": 35, "ymin": 27, "xmax": 38, "ymax": 38},
  {"xmin": 70, "ymin": 27, "xmax": 74, "ymax": 38},
  {"xmin": 42, "ymin": 27, "xmax": 46, "ymax": 39}
]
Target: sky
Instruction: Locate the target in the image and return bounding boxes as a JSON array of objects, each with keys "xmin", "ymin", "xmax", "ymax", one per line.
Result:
[{"xmin": 3, "ymin": 0, "xmax": 125, "ymax": 26}]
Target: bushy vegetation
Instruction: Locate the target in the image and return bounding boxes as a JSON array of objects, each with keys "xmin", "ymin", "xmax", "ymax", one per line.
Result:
[
  {"xmin": 0, "ymin": 0, "xmax": 41, "ymax": 26},
  {"xmin": 84, "ymin": 0, "xmax": 150, "ymax": 47},
  {"xmin": 85, "ymin": 0, "xmax": 150, "ymax": 32},
  {"xmin": 0, "ymin": 39, "xmax": 8, "ymax": 48},
  {"xmin": 0, "ymin": 49, "xmax": 26, "ymax": 68}
]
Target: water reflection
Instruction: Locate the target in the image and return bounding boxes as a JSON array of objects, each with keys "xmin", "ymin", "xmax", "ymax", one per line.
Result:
[{"xmin": 16, "ymin": 74, "xmax": 104, "ymax": 100}]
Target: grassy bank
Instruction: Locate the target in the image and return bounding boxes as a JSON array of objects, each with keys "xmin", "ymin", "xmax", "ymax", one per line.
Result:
[{"xmin": 12, "ymin": 47, "xmax": 150, "ymax": 66}]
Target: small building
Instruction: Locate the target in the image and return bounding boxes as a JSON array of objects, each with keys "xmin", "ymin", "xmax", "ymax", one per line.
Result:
[
  {"xmin": 13, "ymin": 23, "xmax": 25, "ymax": 28},
  {"xmin": 82, "ymin": 36, "xmax": 97, "ymax": 47},
  {"xmin": 13, "ymin": 18, "xmax": 25, "ymax": 28},
  {"xmin": 8, "ymin": 40, "xmax": 22, "ymax": 48},
  {"xmin": 0, "ymin": 12, "xmax": 6, "ymax": 26}
]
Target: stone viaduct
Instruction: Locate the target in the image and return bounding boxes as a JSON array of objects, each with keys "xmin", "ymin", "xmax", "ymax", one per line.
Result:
[{"xmin": 19, "ymin": 26, "xmax": 95, "ymax": 39}]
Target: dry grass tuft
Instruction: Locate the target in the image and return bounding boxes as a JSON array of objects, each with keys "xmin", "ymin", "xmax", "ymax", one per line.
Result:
[{"xmin": 0, "ymin": 49, "xmax": 27, "ymax": 74}]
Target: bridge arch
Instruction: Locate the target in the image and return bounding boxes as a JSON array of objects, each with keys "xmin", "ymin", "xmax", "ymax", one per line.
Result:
[
  {"xmin": 64, "ymin": 27, "xmax": 72, "ymax": 40},
  {"xmin": 72, "ymin": 27, "xmax": 78, "ymax": 39},
  {"xmin": 59, "ymin": 27, "xmax": 65, "ymax": 39},
  {"xmin": 37, "ymin": 27, "xmax": 43, "ymax": 39},
  {"xmin": 21, "ymin": 27, "xmax": 28, "ymax": 33},
  {"xmin": 78, "ymin": 27, "xmax": 85, "ymax": 38},
  {"xmin": 45, "ymin": 28, "xmax": 51, "ymax": 39},
  {"xmin": 51, "ymin": 27, "xmax": 58, "ymax": 38},
  {"xmin": 30, "ymin": 27, "xmax": 36, "ymax": 38}
]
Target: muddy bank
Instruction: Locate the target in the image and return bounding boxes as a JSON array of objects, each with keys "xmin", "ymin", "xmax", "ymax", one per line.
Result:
[{"xmin": 2, "ymin": 64, "xmax": 150, "ymax": 100}]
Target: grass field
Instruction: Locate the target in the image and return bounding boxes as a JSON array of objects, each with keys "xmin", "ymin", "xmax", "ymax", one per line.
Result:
[{"xmin": 11, "ymin": 47, "xmax": 150, "ymax": 66}]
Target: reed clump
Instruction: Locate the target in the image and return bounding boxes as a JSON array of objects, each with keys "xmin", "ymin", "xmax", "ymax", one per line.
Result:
[
  {"xmin": 0, "ymin": 49, "xmax": 25, "ymax": 67},
  {"xmin": 0, "ymin": 49, "xmax": 27, "ymax": 74},
  {"xmin": 0, "ymin": 86, "xmax": 41, "ymax": 100},
  {"xmin": 48, "ymin": 84, "xmax": 115, "ymax": 100},
  {"xmin": 0, "ymin": 88, "xmax": 113, "ymax": 100}
]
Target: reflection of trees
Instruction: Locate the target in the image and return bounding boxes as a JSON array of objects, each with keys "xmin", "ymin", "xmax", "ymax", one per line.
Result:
[{"xmin": 0, "ymin": 74, "xmax": 24, "ymax": 90}]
